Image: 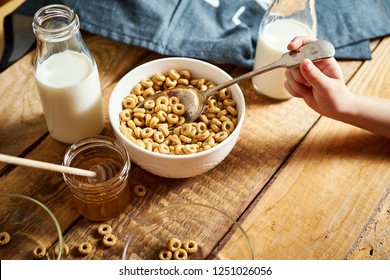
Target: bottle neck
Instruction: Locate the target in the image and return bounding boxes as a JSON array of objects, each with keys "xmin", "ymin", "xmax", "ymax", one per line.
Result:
[
  {"xmin": 33, "ymin": 4, "xmax": 80, "ymax": 42},
  {"xmin": 32, "ymin": 4, "xmax": 94, "ymax": 65}
]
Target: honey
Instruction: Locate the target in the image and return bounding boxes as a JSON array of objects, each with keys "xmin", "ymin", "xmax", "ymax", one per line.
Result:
[{"xmin": 63, "ymin": 136, "xmax": 131, "ymax": 221}]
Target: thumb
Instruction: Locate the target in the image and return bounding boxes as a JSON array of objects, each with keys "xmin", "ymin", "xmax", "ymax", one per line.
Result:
[{"xmin": 300, "ymin": 59, "xmax": 327, "ymax": 90}]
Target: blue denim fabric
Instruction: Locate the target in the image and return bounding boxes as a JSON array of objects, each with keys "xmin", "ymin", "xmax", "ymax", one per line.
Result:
[{"xmin": 19, "ymin": 0, "xmax": 390, "ymax": 68}]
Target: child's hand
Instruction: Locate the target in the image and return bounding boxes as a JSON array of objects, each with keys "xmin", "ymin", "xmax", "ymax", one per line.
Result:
[{"xmin": 284, "ymin": 36, "xmax": 352, "ymax": 119}]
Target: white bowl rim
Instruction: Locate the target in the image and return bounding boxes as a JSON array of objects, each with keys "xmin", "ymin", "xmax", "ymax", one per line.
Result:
[{"xmin": 109, "ymin": 57, "xmax": 246, "ymax": 159}]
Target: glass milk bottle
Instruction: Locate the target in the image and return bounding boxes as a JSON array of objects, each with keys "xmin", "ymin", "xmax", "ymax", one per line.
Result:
[
  {"xmin": 33, "ymin": 4, "xmax": 104, "ymax": 143},
  {"xmin": 252, "ymin": 0, "xmax": 317, "ymax": 99}
]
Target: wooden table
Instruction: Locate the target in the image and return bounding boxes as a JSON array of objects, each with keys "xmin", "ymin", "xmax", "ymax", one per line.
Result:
[{"xmin": 0, "ymin": 33, "xmax": 389, "ymax": 260}]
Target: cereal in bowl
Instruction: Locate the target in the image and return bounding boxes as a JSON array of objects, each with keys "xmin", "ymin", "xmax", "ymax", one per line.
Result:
[{"xmin": 119, "ymin": 69, "xmax": 238, "ymax": 155}]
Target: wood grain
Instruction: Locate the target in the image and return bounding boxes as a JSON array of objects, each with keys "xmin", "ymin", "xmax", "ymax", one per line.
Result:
[
  {"xmin": 1, "ymin": 28, "xmax": 387, "ymax": 260},
  {"xmin": 0, "ymin": 34, "xmax": 147, "ymax": 172},
  {"xmin": 346, "ymin": 186, "xmax": 389, "ymax": 260},
  {"xmin": 219, "ymin": 37, "xmax": 390, "ymax": 260}
]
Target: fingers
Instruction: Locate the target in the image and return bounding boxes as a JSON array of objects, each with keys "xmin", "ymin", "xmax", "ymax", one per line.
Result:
[
  {"xmin": 300, "ymin": 58, "xmax": 328, "ymax": 90},
  {"xmin": 287, "ymin": 36, "xmax": 317, "ymax": 51},
  {"xmin": 287, "ymin": 67, "xmax": 310, "ymax": 87},
  {"xmin": 284, "ymin": 70, "xmax": 312, "ymax": 99}
]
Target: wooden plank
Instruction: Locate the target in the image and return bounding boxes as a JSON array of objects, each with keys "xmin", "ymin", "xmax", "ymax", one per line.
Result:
[
  {"xmin": 0, "ymin": 36, "xmax": 371, "ymax": 260},
  {"xmin": 50, "ymin": 67, "xmax": 326, "ymax": 259},
  {"xmin": 221, "ymin": 37, "xmax": 390, "ymax": 259},
  {"xmin": 346, "ymin": 186, "xmax": 389, "ymax": 259},
  {"xmin": 0, "ymin": 34, "xmax": 147, "ymax": 171}
]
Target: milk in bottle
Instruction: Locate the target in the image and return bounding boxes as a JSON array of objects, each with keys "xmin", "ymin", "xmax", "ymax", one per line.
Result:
[
  {"xmin": 33, "ymin": 4, "xmax": 104, "ymax": 143},
  {"xmin": 252, "ymin": 0, "xmax": 317, "ymax": 100}
]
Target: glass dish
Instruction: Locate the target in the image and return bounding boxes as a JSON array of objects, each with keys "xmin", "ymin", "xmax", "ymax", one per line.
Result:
[
  {"xmin": 0, "ymin": 193, "xmax": 63, "ymax": 260},
  {"xmin": 122, "ymin": 203, "xmax": 254, "ymax": 260}
]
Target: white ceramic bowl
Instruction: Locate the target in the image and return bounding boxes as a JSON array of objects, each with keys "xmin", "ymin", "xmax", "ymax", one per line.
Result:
[{"xmin": 108, "ymin": 57, "xmax": 245, "ymax": 178}]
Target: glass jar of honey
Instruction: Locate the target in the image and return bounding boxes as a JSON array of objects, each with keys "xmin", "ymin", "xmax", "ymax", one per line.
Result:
[{"xmin": 63, "ymin": 136, "xmax": 131, "ymax": 221}]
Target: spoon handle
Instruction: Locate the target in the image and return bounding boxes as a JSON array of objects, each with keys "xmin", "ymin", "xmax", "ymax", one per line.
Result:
[
  {"xmin": 0, "ymin": 153, "xmax": 96, "ymax": 177},
  {"xmin": 203, "ymin": 40, "xmax": 335, "ymax": 100},
  {"xmin": 203, "ymin": 60, "xmax": 283, "ymax": 99}
]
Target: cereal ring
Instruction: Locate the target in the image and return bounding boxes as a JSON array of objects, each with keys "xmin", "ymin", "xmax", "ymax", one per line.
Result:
[
  {"xmin": 179, "ymin": 70, "xmax": 191, "ymax": 80},
  {"xmin": 98, "ymin": 224, "xmax": 113, "ymax": 236},
  {"xmin": 199, "ymin": 84, "xmax": 208, "ymax": 92},
  {"xmin": 182, "ymin": 240, "xmax": 198, "ymax": 254},
  {"xmin": 133, "ymin": 111, "xmax": 145, "ymax": 119},
  {"xmin": 141, "ymin": 78, "xmax": 154, "ymax": 88},
  {"xmin": 0, "ymin": 232, "xmax": 10, "ymax": 245},
  {"xmin": 176, "ymin": 116, "xmax": 186, "ymax": 126},
  {"xmin": 175, "ymin": 144, "xmax": 186, "ymax": 155},
  {"xmin": 133, "ymin": 184, "xmax": 147, "ymax": 197},
  {"xmin": 155, "ymin": 104, "xmax": 168, "ymax": 113},
  {"xmin": 32, "ymin": 245, "xmax": 47, "ymax": 259},
  {"xmin": 173, "ymin": 248, "xmax": 188, "ymax": 260},
  {"xmin": 149, "ymin": 116, "xmax": 160, "ymax": 128},
  {"xmin": 222, "ymin": 120, "xmax": 234, "ymax": 133},
  {"xmin": 166, "ymin": 237, "xmax": 181, "ymax": 251},
  {"xmin": 157, "ymin": 124, "xmax": 170, "ymax": 137},
  {"xmin": 102, "ymin": 233, "xmax": 117, "ymax": 247},
  {"xmin": 166, "ymin": 114, "xmax": 179, "ymax": 124},
  {"xmin": 143, "ymin": 87, "xmax": 155, "ymax": 97},
  {"xmin": 179, "ymin": 135, "xmax": 192, "ymax": 144},
  {"xmin": 172, "ymin": 103, "xmax": 185, "ymax": 116},
  {"xmin": 184, "ymin": 144, "xmax": 197, "ymax": 154},
  {"xmin": 180, "ymin": 123, "xmax": 195, "ymax": 138},
  {"xmin": 218, "ymin": 88, "xmax": 232, "ymax": 100},
  {"xmin": 145, "ymin": 141, "xmax": 153, "ymax": 151},
  {"xmin": 153, "ymin": 72, "xmax": 166, "ymax": 82},
  {"xmin": 169, "ymin": 134, "xmax": 181, "ymax": 145},
  {"xmin": 210, "ymin": 123, "xmax": 221, "ymax": 133},
  {"xmin": 208, "ymin": 106, "xmax": 221, "ymax": 114},
  {"xmin": 143, "ymin": 99, "xmax": 156, "ymax": 110},
  {"xmin": 227, "ymin": 105, "xmax": 238, "ymax": 117},
  {"xmin": 153, "ymin": 131, "xmax": 165, "ymax": 143},
  {"xmin": 137, "ymin": 95, "xmax": 145, "ymax": 103},
  {"xmin": 196, "ymin": 130, "xmax": 210, "ymax": 141},
  {"xmin": 223, "ymin": 98, "xmax": 236, "ymax": 107},
  {"xmin": 214, "ymin": 131, "xmax": 229, "ymax": 142},
  {"xmin": 158, "ymin": 144, "xmax": 170, "ymax": 154},
  {"xmin": 54, "ymin": 243, "xmax": 69, "ymax": 256},
  {"xmin": 78, "ymin": 242, "xmax": 92, "ymax": 255},
  {"xmin": 133, "ymin": 117, "xmax": 145, "ymax": 127},
  {"xmin": 141, "ymin": 127, "xmax": 154, "ymax": 139},
  {"xmin": 156, "ymin": 96, "xmax": 169, "ymax": 107},
  {"xmin": 157, "ymin": 110, "xmax": 167, "ymax": 122},
  {"xmin": 165, "ymin": 77, "xmax": 177, "ymax": 88},
  {"xmin": 120, "ymin": 109, "xmax": 132, "ymax": 121},
  {"xmin": 211, "ymin": 118, "xmax": 222, "ymax": 127},
  {"xmin": 122, "ymin": 97, "xmax": 137, "ymax": 109},
  {"xmin": 168, "ymin": 69, "xmax": 181, "ymax": 80},
  {"xmin": 133, "ymin": 83, "xmax": 143, "ymax": 95},
  {"xmin": 159, "ymin": 249, "xmax": 172, "ymax": 260},
  {"xmin": 177, "ymin": 78, "xmax": 189, "ymax": 86}
]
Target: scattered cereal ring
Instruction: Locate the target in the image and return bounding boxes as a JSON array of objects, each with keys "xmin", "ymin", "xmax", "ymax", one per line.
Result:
[
  {"xmin": 32, "ymin": 245, "xmax": 47, "ymax": 259},
  {"xmin": 159, "ymin": 249, "xmax": 172, "ymax": 260},
  {"xmin": 166, "ymin": 237, "xmax": 181, "ymax": 251},
  {"xmin": 0, "ymin": 232, "xmax": 10, "ymax": 245},
  {"xmin": 173, "ymin": 248, "xmax": 188, "ymax": 260},
  {"xmin": 133, "ymin": 185, "xmax": 147, "ymax": 197},
  {"xmin": 78, "ymin": 242, "xmax": 92, "ymax": 255},
  {"xmin": 182, "ymin": 241, "xmax": 198, "ymax": 254},
  {"xmin": 98, "ymin": 224, "xmax": 113, "ymax": 236},
  {"xmin": 102, "ymin": 233, "xmax": 117, "ymax": 247},
  {"xmin": 54, "ymin": 243, "xmax": 69, "ymax": 256}
]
